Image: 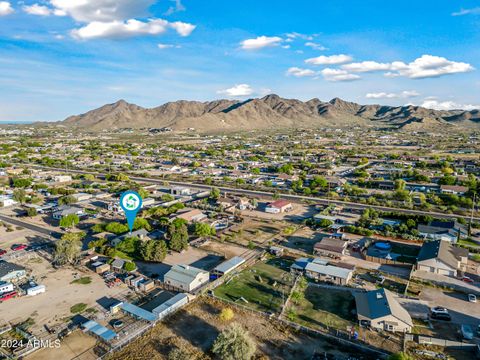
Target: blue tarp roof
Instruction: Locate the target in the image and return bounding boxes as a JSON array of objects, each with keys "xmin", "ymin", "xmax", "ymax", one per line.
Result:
[
  {"xmin": 82, "ymin": 320, "xmax": 117, "ymax": 342},
  {"xmin": 120, "ymin": 302, "xmax": 157, "ymax": 322}
]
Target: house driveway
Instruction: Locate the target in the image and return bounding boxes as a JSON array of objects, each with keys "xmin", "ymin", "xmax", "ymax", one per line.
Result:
[
  {"xmin": 413, "ymin": 270, "xmax": 480, "ymax": 294},
  {"xmin": 420, "ymin": 287, "xmax": 480, "ymax": 326}
]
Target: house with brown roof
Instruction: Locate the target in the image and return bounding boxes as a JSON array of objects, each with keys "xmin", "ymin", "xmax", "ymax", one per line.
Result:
[
  {"xmin": 171, "ymin": 208, "xmax": 207, "ymax": 223},
  {"xmin": 265, "ymin": 200, "xmax": 293, "ymax": 214},
  {"xmin": 313, "ymin": 237, "xmax": 348, "ymax": 259},
  {"xmin": 440, "ymin": 185, "xmax": 469, "ymax": 195}
]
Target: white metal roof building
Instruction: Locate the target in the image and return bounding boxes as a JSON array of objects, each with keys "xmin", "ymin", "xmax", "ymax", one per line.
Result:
[{"xmin": 211, "ymin": 256, "xmax": 245, "ymax": 276}]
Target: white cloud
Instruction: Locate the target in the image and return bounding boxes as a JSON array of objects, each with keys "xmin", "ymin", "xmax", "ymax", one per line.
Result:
[
  {"xmin": 50, "ymin": 0, "xmax": 155, "ymax": 22},
  {"xmin": 342, "ymin": 61, "xmax": 392, "ymax": 73},
  {"xmin": 48, "ymin": 0, "xmax": 195, "ymax": 40},
  {"xmin": 421, "ymin": 99, "xmax": 480, "ymax": 111},
  {"xmin": 217, "ymin": 84, "xmax": 254, "ymax": 97},
  {"xmin": 158, "ymin": 43, "xmax": 180, "ymax": 49},
  {"xmin": 366, "ymin": 90, "xmax": 420, "ymax": 99},
  {"xmin": 343, "ymin": 55, "xmax": 474, "ymax": 79},
  {"xmin": 165, "ymin": 0, "xmax": 185, "ymax": 15},
  {"xmin": 240, "ymin": 36, "xmax": 283, "ymax": 50},
  {"xmin": 0, "ymin": 1, "xmax": 13, "ymax": 16},
  {"xmin": 286, "ymin": 32, "xmax": 314, "ymax": 41},
  {"xmin": 23, "ymin": 4, "xmax": 52, "ymax": 16},
  {"xmin": 305, "ymin": 54, "xmax": 353, "ymax": 65},
  {"xmin": 71, "ymin": 19, "xmax": 195, "ymax": 40},
  {"xmin": 452, "ymin": 7, "xmax": 480, "ymax": 16},
  {"xmin": 304, "ymin": 42, "xmax": 327, "ymax": 51},
  {"xmin": 169, "ymin": 21, "xmax": 196, "ymax": 36},
  {"xmin": 321, "ymin": 68, "xmax": 360, "ymax": 82},
  {"xmin": 286, "ymin": 67, "xmax": 317, "ymax": 77}
]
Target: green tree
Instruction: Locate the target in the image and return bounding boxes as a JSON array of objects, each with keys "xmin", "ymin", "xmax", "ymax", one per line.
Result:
[
  {"xmin": 13, "ymin": 189, "xmax": 27, "ymax": 204},
  {"xmin": 26, "ymin": 207, "xmax": 37, "ymax": 217},
  {"xmin": 91, "ymin": 223, "xmax": 105, "ymax": 233},
  {"xmin": 140, "ymin": 239, "xmax": 168, "ymax": 262},
  {"xmin": 194, "ymin": 223, "xmax": 216, "ymax": 238},
  {"xmin": 58, "ymin": 195, "xmax": 77, "ymax": 205},
  {"xmin": 168, "ymin": 223, "xmax": 189, "ymax": 251},
  {"xmin": 12, "ymin": 178, "xmax": 32, "ymax": 188},
  {"xmin": 133, "ymin": 217, "xmax": 152, "ymax": 231},
  {"xmin": 59, "ymin": 214, "xmax": 80, "ymax": 229},
  {"xmin": 53, "ymin": 232, "xmax": 84, "ymax": 265},
  {"xmin": 123, "ymin": 261, "xmax": 136, "ymax": 272},
  {"xmin": 394, "ymin": 179, "xmax": 406, "ymax": 191},
  {"xmin": 388, "ymin": 353, "xmax": 414, "ymax": 360},
  {"xmin": 105, "ymin": 222, "xmax": 129, "ymax": 234},
  {"xmin": 210, "ymin": 187, "xmax": 221, "ymax": 200},
  {"xmin": 212, "ymin": 323, "xmax": 256, "ymax": 360}
]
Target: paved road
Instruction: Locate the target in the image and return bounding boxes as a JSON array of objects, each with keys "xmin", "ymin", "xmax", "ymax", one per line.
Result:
[
  {"xmin": 25, "ymin": 164, "xmax": 480, "ymax": 222},
  {"xmin": 0, "ymin": 213, "xmax": 56, "ymax": 237}
]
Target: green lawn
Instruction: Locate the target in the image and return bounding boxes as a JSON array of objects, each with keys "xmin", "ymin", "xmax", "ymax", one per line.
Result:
[
  {"xmin": 291, "ymin": 286, "xmax": 356, "ymax": 331},
  {"xmin": 71, "ymin": 276, "xmax": 92, "ymax": 285},
  {"xmin": 459, "ymin": 238, "xmax": 480, "ymax": 248},
  {"xmin": 214, "ymin": 260, "xmax": 294, "ymax": 313}
]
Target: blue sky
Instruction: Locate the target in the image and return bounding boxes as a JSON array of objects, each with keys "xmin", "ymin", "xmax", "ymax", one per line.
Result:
[{"xmin": 0, "ymin": 0, "xmax": 479, "ymax": 121}]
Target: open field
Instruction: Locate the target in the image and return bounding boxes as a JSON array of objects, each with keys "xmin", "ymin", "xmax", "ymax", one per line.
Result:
[
  {"xmin": 1, "ymin": 255, "xmax": 130, "ymax": 333},
  {"xmin": 213, "ymin": 258, "xmax": 294, "ymax": 313},
  {"xmin": 110, "ymin": 296, "xmax": 376, "ymax": 360},
  {"xmin": 220, "ymin": 218, "xmax": 286, "ymax": 247},
  {"xmin": 291, "ymin": 286, "xmax": 356, "ymax": 331}
]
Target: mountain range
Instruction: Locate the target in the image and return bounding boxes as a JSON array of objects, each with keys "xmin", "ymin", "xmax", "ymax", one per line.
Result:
[{"xmin": 58, "ymin": 95, "xmax": 480, "ymax": 133}]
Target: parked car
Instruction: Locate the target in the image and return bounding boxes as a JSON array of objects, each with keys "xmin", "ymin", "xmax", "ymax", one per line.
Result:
[
  {"xmin": 461, "ymin": 324, "xmax": 474, "ymax": 340},
  {"xmin": 0, "ymin": 249, "xmax": 7, "ymax": 256},
  {"xmin": 431, "ymin": 306, "xmax": 449, "ymax": 315},
  {"xmin": 461, "ymin": 276, "xmax": 474, "ymax": 283},
  {"xmin": 430, "ymin": 312, "xmax": 451, "ymax": 321},
  {"xmin": 468, "ymin": 294, "xmax": 477, "ymax": 303},
  {"xmin": 11, "ymin": 244, "xmax": 27, "ymax": 251},
  {"xmin": 0, "ymin": 291, "xmax": 17, "ymax": 302}
]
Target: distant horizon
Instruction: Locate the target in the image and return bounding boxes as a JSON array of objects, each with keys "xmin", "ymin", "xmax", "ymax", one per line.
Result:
[
  {"xmin": 0, "ymin": 0, "xmax": 479, "ymax": 122},
  {"xmin": 2, "ymin": 92, "xmax": 480, "ymax": 124}
]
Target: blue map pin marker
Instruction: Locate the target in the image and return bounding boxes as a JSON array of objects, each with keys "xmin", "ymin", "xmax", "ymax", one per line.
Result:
[{"xmin": 120, "ymin": 191, "xmax": 143, "ymax": 233}]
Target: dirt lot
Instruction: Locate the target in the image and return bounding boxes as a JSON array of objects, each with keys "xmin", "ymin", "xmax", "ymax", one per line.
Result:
[
  {"xmin": 2, "ymin": 255, "xmax": 130, "ymax": 333},
  {"xmin": 110, "ymin": 296, "xmax": 376, "ymax": 360},
  {"xmin": 282, "ymin": 226, "xmax": 324, "ymax": 254},
  {"xmin": 0, "ymin": 226, "xmax": 40, "ymax": 250},
  {"xmin": 199, "ymin": 240, "xmax": 248, "ymax": 259},
  {"xmin": 241, "ymin": 202, "xmax": 316, "ymax": 223},
  {"xmin": 27, "ymin": 331, "xmax": 98, "ymax": 360},
  {"xmin": 221, "ymin": 218, "xmax": 289, "ymax": 248}
]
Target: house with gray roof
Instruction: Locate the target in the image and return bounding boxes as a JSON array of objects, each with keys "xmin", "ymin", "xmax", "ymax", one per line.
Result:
[
  {"xmin": 354, "ymin": 288, "xmax": 413, "ymax": 333},
  {"xmin": 418, "ymin": 220, "xmax": 466, "ymax": 243},
  {"xmin": 416, "ymin": 239, "xmax": 468, "ymax": 277},
  {"xmin": 291, "ymin": 257, "xmax": 353, "ymax": 285},
  {"xmin": 0, "ymin": 261, "xmax": 26, "ymax": 282},
  {"xmin": 211, "ymin": 256, "xmax": 245, "ymax": 277},
  {"xmin": 52, "ymin": 205, "xmax": 84, "ymax": 220},
  {"xmin": 164, "ymin": 264, "xmax": 209, "ymax": 292}
]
